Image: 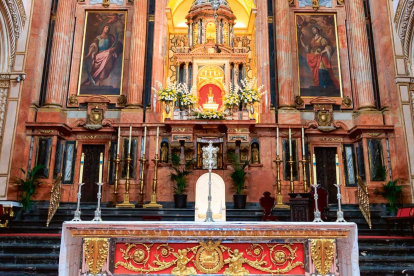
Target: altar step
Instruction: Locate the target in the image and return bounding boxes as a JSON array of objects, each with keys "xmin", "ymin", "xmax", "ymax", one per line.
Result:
[
  {"xmin": 359, "ymin": 237, "xmax": 414, "ymax": 276},
  {"xmin": 0, "ymin": 234, "xmax": 60, "ymax": 276}
]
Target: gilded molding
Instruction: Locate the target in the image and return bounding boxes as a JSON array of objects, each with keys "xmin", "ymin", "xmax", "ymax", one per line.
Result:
[
  {"xmin": 310, "ymin": 239, "xmax": 335, "ymax": 276},
  {"xmin": 84, "ymin": 238, "xmax": 109, "ymax": 275}
]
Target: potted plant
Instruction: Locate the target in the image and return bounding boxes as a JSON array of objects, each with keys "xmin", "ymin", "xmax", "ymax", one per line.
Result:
[
  {"xmin": 14, "ymin": 164, "xmax": 45, "ymax": 212},
  {"xmin": 170, "ymin": 154, "xmax": 192, "ymax": 208},
  {"xmin": 374, "ymin": 167, "xmax": 403, "ymax": 215},
  {"xmin": 229, "ymin": 153, "xmax": 248, "ymax": 209}
]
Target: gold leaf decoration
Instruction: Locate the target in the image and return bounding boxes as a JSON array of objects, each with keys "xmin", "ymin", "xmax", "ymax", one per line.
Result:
[
  {"xmin": 84, "ymin": 238, "xmax": 109, "ymax": 275},
  {"xmin": 310, "ymin": 239, "xmax": 335, "ymax": 276}
]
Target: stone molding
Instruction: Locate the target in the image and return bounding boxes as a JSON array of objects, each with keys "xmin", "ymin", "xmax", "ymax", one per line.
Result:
[
  {"xmin": 395, "ymin": 0, "xmax": 414, "ymax": 69},
  {"xmin": 0, "ymin": 0, "xmax": 26, "ymax": 71}
]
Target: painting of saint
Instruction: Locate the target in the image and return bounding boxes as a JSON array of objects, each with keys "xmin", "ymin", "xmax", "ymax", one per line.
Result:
[
  {"xmin": 296, "ymin": 14, "xmax": 342, "ymax": 97},
  {"xmin": 78, "ymin": 11, "xmax": 126, "ymax": 95}
]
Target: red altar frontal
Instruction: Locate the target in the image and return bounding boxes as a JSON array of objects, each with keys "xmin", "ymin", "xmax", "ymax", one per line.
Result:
[{"xmin": 59, "ymin": 222, "xmax": 360, "ymax": 276}]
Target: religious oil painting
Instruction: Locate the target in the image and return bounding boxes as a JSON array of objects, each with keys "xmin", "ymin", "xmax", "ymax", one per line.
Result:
[
  {"xmin": 78, "ymin": 11, "xmax": 127, "ymax": 96},
  {"xmin": 296, "ymin": 13, "xmax": 342, "ymax": 97}
]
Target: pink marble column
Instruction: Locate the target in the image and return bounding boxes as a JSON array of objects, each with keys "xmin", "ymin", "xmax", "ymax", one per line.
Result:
[
  {"xmin": 127, "ymin": 0, "xmax": 148, "ymax": 108},
  {"xmin": 44, "ymin": 0, "xmax": 76, "ymax": 107},
  {"xmin": 347, "ymin": 0, "xmax": 376, "ymax": 110},
  {"xmin": 275, "ymin": 0, "xmax": 294, "ymax": 108}
]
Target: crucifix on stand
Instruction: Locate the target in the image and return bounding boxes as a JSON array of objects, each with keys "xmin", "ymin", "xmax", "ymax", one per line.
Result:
[{"xmin": 202, "ymin": 141, "xmax": 219, "ymax": 222}]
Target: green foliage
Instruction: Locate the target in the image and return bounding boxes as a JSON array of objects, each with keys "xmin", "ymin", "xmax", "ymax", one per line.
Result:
[
  {"xmin": 374, "ymin": 166, "xmax": 403, "ymax": 214},
  {"xmin": 15, "ymin": 164, "xmax": 45, "ymax": 211},
  {"xmin": 170, "ymin": 154, "xmax": 192, "ymax": 195},
  {"xmin": 228, "ymin": 153, "xmax": 248, "ymax": 195}
]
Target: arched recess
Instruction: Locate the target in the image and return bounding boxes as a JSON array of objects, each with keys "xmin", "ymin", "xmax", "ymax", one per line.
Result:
[
  {"xmin": 395, "ymin": 0, "xmax": 414, "ymax": 74},
  {"xmin": 0, "ymin": 0, "xmax": 26, "ymax": 73}
]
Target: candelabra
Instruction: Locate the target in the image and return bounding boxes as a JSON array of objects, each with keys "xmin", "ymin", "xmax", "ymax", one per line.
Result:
[
  {"xmin": 312, "ymin": 184, "xmax": 323, "ymax": 223},
  {"xmin": 273, "ymin": 156, "xmax": 289, "ymax": 209},
  {"xmin": 72, "ymin": 183, "xmax": 85, "ymax": 221},
  {"xmin": 143, "ymin": 154, "xmax": 162, "ymax": 208},
  {"xmin": 334, "ymin": 183, "xmax": 346, "ymax": 222},
  {"xmin": 109, "ymin": 155, "xmax": 121, "ymax": 207},
  {"xmin": 287, "ymin": 156, "xmax": 295, "ymax": 194},
  {"xmin": 116, "ymin": 154, "xmax": 134, "ymax": 208},
  {"xmin": 300, "ymin": 156, "xmax": 309, "ymax": 192},
  {"xmin": 92, "ymin": 182, "xmax": 104, "ymax": 222},
  {"xmin": 135, "ymin": 156, "xmax": 147, "ymax": 208}
]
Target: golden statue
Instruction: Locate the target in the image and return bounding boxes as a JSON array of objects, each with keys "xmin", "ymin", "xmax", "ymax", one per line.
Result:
[
  {"xmin": 223, "ymin": 249, "xmax": 249, "ymax": 275},
  {"xmin": 203, "ymin": 87, "xmax": 219, "ymax": 111},
  {"xmin": 251, "ymin": 144, "xmax": 259, "ymax": 164},
  {"xmin": 161, "ymin": 142, "xmax": 168, "ymax": 163},
  {"xmin": 171, "ymin": 249, "xmax": 197, "ymax": 276}
]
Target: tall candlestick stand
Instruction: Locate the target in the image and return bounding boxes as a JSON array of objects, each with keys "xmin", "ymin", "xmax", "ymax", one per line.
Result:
[
  {"xmin": 273, "ymin": 157, "xmax": 289, "ymax": 209},
  {"xmin": 287, "ymin": 156, "xmax": 295, "ymax": 194},
  {"xmin": 334, "ymin": 183, "xmax": 346, "ymax": 222},
  {"xmin": 135, "ymin": 156, "xmax": 147, "ymax": 208},
  {"xmin": 300, "ymin": 156, "xmax": 309, "ymax": 192},
  {"xmin": 116, "ymin": 154, "xmax": 134, "ymax": 208},
  {"xmin": 92, "ymin": 182, "xmax": 104, "ymax": 222},
  {"xmin": 143, "ymin": 154, "xmax": 162, "ymax": 208},
  {"xmin": 312, "ymin": 184, "xmax": 323, "ymax": 223},
  {"xmin": 72, "ymin": 183, "xmax": 85, "ymax": 221},
  {"xmin": 109, "ymin": 155, "xmax": 121, "ymax": 207}
]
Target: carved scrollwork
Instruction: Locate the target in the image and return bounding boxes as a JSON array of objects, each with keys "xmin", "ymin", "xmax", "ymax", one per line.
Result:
[
  {"xmin": 84, "ymin": 238, "xmax": 109, "ymax": 275},
  {"xmin": 310, "ymin": 239, "xmax": 335, "ymax": 276}
]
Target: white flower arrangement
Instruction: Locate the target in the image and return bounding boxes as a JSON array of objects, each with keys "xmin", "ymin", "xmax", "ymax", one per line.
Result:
[
  {"xmin": 179, "ymin": 84, "xmax": 198, "ymax": 107},
  {"xmin": 223, "ymin": 83, "xmax": 241, "ymax": 107},
  {"xmin": 239, "ymin": 77, "xmax": 266, "ymax": 105},
  {"xmin": 193, "ymin": 107, "xmax": 225, "ymax": 120},
  {"xmin": 152, "ymin": 77, "xmax": 181, "ymax": 103}
]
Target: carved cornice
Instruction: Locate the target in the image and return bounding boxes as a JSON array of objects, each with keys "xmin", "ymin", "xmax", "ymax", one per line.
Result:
[
  {"xmin": 395, "ymin": 0, "xmax": 414, "ymax": 67},
  {"xmin": 0, "ymin": 0, "xmax": 26, "ymax": 69}
]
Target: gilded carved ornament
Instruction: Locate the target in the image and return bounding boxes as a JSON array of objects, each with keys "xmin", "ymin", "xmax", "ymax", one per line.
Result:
[
  {"xmin": 295, "ymin": 96, "xmax": 304, "ymax": 108},
  {"xmin": 117, "ymin": 94, "xmax": 127, "ymax": 106},
  {"xmin": 84, "ymin": 238, "xmax": 109, "ymax": 275},
  {"xmin": 310, "ymin": 239, "xmax": 335, "ymax": 276},
  {"xmin": 68, "ymin": 94, "xmax": 78, "ymax": 106},
  {"xmin": 342, "ymin": 96, "xmax": 352, "ymax": 108}
]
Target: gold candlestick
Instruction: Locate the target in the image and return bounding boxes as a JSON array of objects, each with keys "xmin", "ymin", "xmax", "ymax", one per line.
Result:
[
  {"xmin": 109, "ymin": 155, "xmax": 121, "ymax": 207},
  {"xmin": 288, "ymin": 156, "xmax": 295, "ymax": 194},
  {"xmin": 143, "ymin": 154, "xmax": 162, "ymax": 208},
  {"xmin": 117, "ymin": 154, "xmax": 134, "ymax": 208},
  {"xmin": 273, "ymin": 156, "xmax": 289, "ymax": 209},
  {"xmin": 300, "ymin": 156, "xmax": 309, "ymax": 192},
  {"xmin": 135, "ymin": 156, "xmax": 147, "ymax": 208}
]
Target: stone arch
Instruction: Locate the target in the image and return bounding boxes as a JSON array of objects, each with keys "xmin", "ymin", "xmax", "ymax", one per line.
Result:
[
  {"xmin": 0, "ymin": 0, "xmax": 26, "ymax": 73},
  {"xmin": 395, "ymin": 0, "xmax": 414, "ymax": 73}
]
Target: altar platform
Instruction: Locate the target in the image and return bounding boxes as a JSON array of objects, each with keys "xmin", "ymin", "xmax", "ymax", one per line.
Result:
[{"xmin": 59, "ymin": 221, "xmax": 359, "ymax": 276}]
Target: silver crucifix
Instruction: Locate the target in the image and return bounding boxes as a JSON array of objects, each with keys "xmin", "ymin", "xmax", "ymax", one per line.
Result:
[{"xmin": 202, "ymin": 141, "xmax": 219, "ymax": 222}]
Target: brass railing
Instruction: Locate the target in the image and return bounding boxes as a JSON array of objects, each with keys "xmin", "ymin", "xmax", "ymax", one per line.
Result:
[
  {"xmin": 357, "ymin": 177, "xmax": 372, "ymax": 229},
  {"xmin": 46, "ymin": 173, "xmax": 62, "ymax": 227}
]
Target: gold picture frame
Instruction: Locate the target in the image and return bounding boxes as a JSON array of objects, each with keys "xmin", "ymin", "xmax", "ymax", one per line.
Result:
[
  {"xmin": 295, "ymin": 13, "xmax": 343, "ymax": 98},
  {"xmin": 77, "ymin": 10, "xmax": 127, "ymax": 96}
]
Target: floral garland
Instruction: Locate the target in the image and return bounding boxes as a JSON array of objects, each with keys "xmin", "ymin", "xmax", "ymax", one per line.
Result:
[
  {"xmin": 239, "ymin": 77, "xmax": 266, "ymax": 105},
  {"xmin": 152, "ymin": 78, "xmax": 180, "ymax": 103},
  {"xmin": 193, "ymin": 109, "xmax": 225, "ymax": 120},
  {"xmin": 223, "ymin": 83, "xmax": 241, "ymax": 107},
  {"xmin": 179, "ymin": 85, "xmax": 198, "ymax": 107}
]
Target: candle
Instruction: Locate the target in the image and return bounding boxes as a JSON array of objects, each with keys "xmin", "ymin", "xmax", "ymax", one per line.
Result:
[
  {"xmin": 302, "ymin": 127, "xmax": 305, "ymax": 156},
  {"xmin": 99, "ymin": 152, "xmax": 103, "ymax": 183},
  {"xmin": 155, "ymin": 126, "xmax": 160, "ymax": 154},
  {"xmin": 335, "ymin": 154, "xmax": 340, "ymax": 184},
  {"xmin": 142, "ymin": 126, "xmax": 147, "ymax": 156},
  {"xmin": 313, "ymin": 154, "xmax": 317, "ymax": 185},
  {"xmin": 289, "ymin": 128, "xmax": 292, "ymax": 157},
  {"xmin": 79, "ymin": 153, "xmax": 84, "ymax": 183},
  {"xmin": 117, "ymin": 126, "xmax": 120, "ymax": 156},
  {"xmin": 128, "ymin": 125, "xmax": 132, "ymax": 154},
  {"xmin": 276, "ymin": 127, "xmax": 279, "ymax": 156}
]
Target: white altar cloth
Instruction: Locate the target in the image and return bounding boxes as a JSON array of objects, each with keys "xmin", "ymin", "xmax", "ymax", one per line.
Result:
[{"xmin": 59, "ymin": 221, "xmax": 360, "ymax": 276}]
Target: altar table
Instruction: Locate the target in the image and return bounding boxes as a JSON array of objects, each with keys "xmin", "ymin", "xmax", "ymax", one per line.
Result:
[{"xmin": 59, "ymin": 221, "xmax": 360, "ymax": 276}]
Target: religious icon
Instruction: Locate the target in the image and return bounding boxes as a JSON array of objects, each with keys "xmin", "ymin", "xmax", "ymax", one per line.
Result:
[
  {"xmin": 296, "ymin": 13, "xmax": 342, "ymax": 97},
  {"xmin": 160, "ymin": 142, "xmax": 169, "ymax": 163},
  {"xmin": 251, "ymin": 143, "xmax": 260, "ymax": 164},
  {"xmin": 78, "ymin": 11, "xmax": 127, "ymax": 95}
]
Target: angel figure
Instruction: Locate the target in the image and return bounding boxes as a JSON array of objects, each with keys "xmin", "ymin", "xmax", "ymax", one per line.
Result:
[
  {"xmin": 223, "ymin": 249, "xmax": 249, "ymax": 275},
  {"xmin": 171, "ymin": 249, "xmax": 197, "ymax": 276}
]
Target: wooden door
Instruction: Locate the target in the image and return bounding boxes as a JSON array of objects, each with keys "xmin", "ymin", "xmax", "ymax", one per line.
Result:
[
  {"xmin": 81, "ymin": 145, "xmax": 105, "ymax": 202},
  {"xmin": 314, "ymin": 147, "xmax": 337, "ymax": 203}
]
